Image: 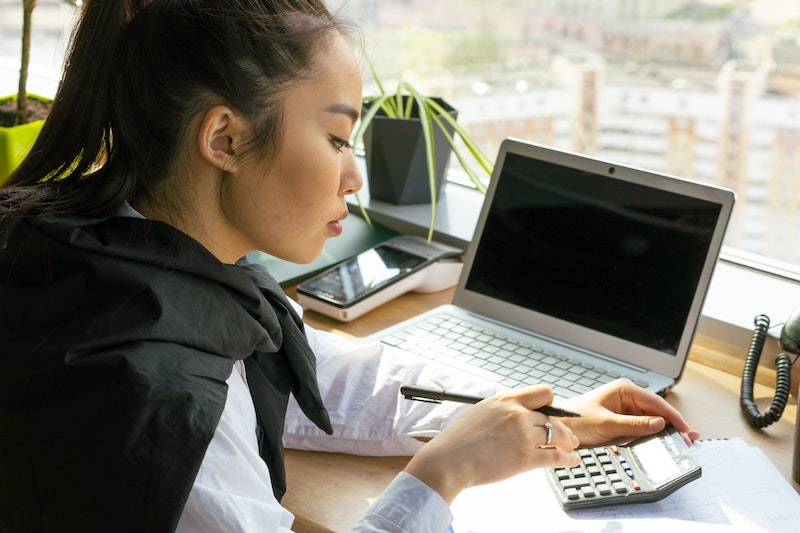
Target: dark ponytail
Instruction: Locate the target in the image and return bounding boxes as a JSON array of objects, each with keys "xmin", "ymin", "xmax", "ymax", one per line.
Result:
[
  {"xmin": 4, "ymin": 1, "xmax": 152, "ymax": 214},
  {"xmin": 2, "ymin": 0, "xmax": 345, "ymax": 219}
]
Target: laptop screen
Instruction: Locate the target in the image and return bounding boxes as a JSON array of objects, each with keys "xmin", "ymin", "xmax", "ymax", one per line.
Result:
[{"xmin": 464, "ymin": 150, "xmax": 723, "ymax": 356}]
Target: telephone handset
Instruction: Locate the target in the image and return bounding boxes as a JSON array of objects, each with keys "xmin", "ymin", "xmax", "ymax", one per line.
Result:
[{"xmin": 740, "ymin": 307, "xmax": 800, "ymax": 429}]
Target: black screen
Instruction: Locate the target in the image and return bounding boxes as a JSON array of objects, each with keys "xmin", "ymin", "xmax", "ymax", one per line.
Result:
[
  {"xmin": 301, "ymin": 245, "xmax": 427, "ymax": 305},
  {"xmin": 465, "ymin": 152, "xmax": 722, "ymax": 355}
]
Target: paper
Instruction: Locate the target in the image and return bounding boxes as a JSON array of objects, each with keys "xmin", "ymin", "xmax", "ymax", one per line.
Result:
[{"xmin": 450, "ymin": 438, "xmax": 800, "ymax": 532}]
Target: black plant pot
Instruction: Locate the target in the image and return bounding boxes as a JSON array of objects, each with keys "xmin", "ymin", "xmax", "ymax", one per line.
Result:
[{"xmin": 363, "ymin": 97, "xmax": 457, "ymax": 205}]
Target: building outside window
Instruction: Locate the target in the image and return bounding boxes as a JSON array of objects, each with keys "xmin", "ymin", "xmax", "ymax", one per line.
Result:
[
  {"xmin": 335, "ymin": 0, "xmax": 800, "ymax": 274},
  {"xmin": 2, "ymin": 0, "xmax": 799, "ymax": 276}
]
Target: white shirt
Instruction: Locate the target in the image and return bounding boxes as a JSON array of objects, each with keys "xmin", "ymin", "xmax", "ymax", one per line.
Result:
[
  {"xmin": 177, "ymin": 301, "xmax": 500, "ymax": 533},
  {"xmin": 176, "ymin": 360, "xmax": 295, "ymax": 532}
]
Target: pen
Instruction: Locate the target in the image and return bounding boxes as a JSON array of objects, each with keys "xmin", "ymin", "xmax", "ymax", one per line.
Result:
[{"xmin": 400, "ymin": 384, "xmax": 582, "ymax": 417}]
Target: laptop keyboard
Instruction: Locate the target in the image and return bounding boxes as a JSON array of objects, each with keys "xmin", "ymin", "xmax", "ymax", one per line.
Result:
[{"xmin": 380, "ymin": 311, "xmax": 650, "ymax": 398}]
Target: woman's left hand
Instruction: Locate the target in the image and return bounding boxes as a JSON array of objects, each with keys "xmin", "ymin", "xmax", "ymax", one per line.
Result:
[{"xmin": 557, "ymin": 378, "xmax": 700, "ymax": 447}]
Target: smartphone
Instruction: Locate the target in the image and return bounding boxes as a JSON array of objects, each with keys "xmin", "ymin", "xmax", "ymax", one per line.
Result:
[
  {"xmin": 546, "ymin": 425, "xmax": 701, "ymax": 510},
  {"xmin": 296, "ymin": 236, "xmax": 462, "ymax": 321}
]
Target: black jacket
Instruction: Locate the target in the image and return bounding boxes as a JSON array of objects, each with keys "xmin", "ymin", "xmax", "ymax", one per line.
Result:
[{"xmin": 0, "ymin": 214, "xmax": 332, "ymax": 532}]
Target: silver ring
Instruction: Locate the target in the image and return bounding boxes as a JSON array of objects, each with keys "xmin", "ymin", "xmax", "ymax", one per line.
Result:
[{"xmin": 543, "ymin": 422, "xmax": 553, "ymax": 447}]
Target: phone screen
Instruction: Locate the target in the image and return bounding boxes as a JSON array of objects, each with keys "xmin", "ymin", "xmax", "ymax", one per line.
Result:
[{"xmin": 299, "ymin": 245, "xmax": 429, "ymax": 306}]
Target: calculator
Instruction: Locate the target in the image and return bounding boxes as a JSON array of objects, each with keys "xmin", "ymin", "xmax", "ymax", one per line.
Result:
[{"xmin": 545, "ymin": 425, "xmax": 701, "ymax": 510}]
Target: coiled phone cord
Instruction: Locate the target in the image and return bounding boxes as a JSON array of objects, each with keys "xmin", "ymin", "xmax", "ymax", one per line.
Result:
[{"xmin": 740, "ymin": 314, "xmax": 794, "ymax": 429}]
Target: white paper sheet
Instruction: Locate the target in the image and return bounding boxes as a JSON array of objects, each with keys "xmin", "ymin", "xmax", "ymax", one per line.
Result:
[{"xmin": 450, "ymin": 438, "xmax": 800, "ymax": 532}]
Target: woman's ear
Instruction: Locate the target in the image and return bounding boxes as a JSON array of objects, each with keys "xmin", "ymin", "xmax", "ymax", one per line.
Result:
[{"xmin": 197, "ymin": 106, "xmax": 249, "ymax": 173}]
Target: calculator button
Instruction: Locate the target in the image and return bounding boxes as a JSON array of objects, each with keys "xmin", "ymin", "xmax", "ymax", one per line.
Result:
[
  {"xmin": 608, "ymin": 473, "xmax": 623, "ymax": 483},
  {"xmin": 561, "ymin": 478, "xmax": 591, "ymax": 490},
  {"xmin": 565, "ymin": 487, "xmax": 581, "ymax": 500},
  {"xmin": 619, "ymin": 458, "xmax": 634, "ymax": 478},
  {"xmin": 555, "ymin": 469, "xmax": 570, "ymax": 480},
  {"xmin": 612, "ymin": 481, "xmax": 629, "ymax": 494},
  {"xmin": 580, "ymin": 486, "xmax": 597, "ymax": 498},
  {"xmin": 597, "ymin": 484, "xmax": 612, "ymax": 496},
  {"xmin": 631, "ymin": 480, "xmax": 642, "ymax": 491}
]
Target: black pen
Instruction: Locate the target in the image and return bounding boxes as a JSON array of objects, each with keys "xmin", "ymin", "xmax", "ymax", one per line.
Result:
[{"xmin": 400, "ymin": 384, "xmax": 582, "ymax": 417}]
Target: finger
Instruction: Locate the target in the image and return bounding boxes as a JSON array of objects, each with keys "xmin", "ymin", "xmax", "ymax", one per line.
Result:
[
  {"xmin": 536, "ymin": 422, "xmax": 555, "ymax": 449},
  {"xmin": 535, "ymin": 447, "xmax": 581, "ymax": 469},
  {"xmin": 604, "ymin": 415, "xmax": 700, "ymax": 447},
  {"xmin": 535, "ymin": 419, "xmax": 579, "ymax": 453},
  {"xmin": 631, "ymin": 396, "xmax": 700, "ymax": 444},
  {"xmin": 618, "ymin": 383, "xmax": 696, "ymax": 435},
  {"xmin": 506, "ymin": 384, "xmax": 555, "ymax": 410},
  {"xmin": 680, "ymin": 430, "xmax": 701, "ymax": 446},
  {"xmin": 603, "ymin": 414, "xmax": 668, "ymax": 443}
]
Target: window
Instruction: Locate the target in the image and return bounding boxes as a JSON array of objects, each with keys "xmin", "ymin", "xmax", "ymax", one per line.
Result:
[
  {"xmin": 337, "ymin": 0, "xmax": 800, "ymax": 276},
  {"xmin": 0, "ymin": 1, "xmax": 76, "ymax": 98},
  {"xmin": 3, "ymin": 1, "xmax": 799, "ymax": 286}
]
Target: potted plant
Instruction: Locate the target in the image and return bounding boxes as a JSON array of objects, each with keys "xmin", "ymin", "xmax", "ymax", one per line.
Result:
[
  {"xmin": 0, "ymin": 0, "xmax": 54, "ymax": 184},
  {"xmin": 351, "ymin": 61, "xmax": 493, "ymax": 242}
]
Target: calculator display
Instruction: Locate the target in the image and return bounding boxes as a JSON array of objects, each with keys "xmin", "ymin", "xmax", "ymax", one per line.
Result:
[
  {"xmin": 631, "ymin": 437, "xmax": 681, "ymax": 486},
  {"xmin": 546, "ymin": 426, "xmax": 701, "ymax": 510}
]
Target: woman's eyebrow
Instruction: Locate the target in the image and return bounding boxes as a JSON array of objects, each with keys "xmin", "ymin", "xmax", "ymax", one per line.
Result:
[{"xmin": 324, "ymin": 103, "xmax": 360, "ymax": 125}]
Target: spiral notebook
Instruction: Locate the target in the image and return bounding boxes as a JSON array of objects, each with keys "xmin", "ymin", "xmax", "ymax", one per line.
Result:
[{"xmin": 365, "ymin": 139, "xmax": 735, "ymax": 397}]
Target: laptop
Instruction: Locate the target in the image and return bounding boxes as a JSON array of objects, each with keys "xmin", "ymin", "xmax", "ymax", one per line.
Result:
[{"xmin": 362, "ymin": 138, "xmax": 736, "ymax": 398}]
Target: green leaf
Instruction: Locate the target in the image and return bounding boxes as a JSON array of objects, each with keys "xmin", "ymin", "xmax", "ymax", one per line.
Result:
[{"xmin": 398, "ymin": 82, "xmax": 438, "ymax": 242}]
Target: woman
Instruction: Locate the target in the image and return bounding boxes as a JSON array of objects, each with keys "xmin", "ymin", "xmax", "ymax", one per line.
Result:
[{"xmin": 0, "ymin": 1, "xmax": 699, "ymax": 532}]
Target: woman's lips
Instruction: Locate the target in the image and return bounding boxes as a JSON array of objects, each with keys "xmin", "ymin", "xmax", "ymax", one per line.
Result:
[{"xmin": 327, "ymin": 211, "xmax": 349, "ymax": 236}]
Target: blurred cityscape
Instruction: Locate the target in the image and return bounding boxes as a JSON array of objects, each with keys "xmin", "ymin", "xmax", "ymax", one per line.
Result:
[
  {"xmin": 1, "ymin": 0, "xmax": 799, "ymax": 269},
  {"xmin": 338, "ymin": 0, "xmax": 800, "ymax": 269}
]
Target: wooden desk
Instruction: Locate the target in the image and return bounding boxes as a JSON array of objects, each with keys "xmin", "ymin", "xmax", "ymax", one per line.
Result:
[{"xmin": 281, "ymin": 286, "xmax": 799, "ymax": 533}]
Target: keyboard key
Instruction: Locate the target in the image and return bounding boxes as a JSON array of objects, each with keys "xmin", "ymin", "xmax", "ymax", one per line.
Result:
[
  {"xmin": 555, "ymin": 360, "xmax": 573, "ymax": 370},
  {"xmin": 567, "ymin": 383, "xmax": 592, "ymax": 395},
  {"xmin": 510, "ymin": 371, "xmax": 532, "ymax": 382}
]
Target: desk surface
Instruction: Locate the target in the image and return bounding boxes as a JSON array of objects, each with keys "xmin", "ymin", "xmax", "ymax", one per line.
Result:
[{"xmin": 281, "ymin": 286, "xmax": 799, "ymax": 533}]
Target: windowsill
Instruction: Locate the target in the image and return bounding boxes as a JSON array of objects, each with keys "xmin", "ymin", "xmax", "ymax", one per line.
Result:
[{"xmin": 348, "ymin": 175, "xmax": 800, "ymax": 365}]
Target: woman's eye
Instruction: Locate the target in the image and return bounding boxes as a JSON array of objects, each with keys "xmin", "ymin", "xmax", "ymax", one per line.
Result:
[{"xmin": 330, "ymin": 135, "xmax": 352, "ymax": 152}]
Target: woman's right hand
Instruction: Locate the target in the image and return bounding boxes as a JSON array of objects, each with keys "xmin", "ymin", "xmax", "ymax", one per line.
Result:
[{"xmin": 402, "ymin": 385, "xmax": 580, "ymax": 505}]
